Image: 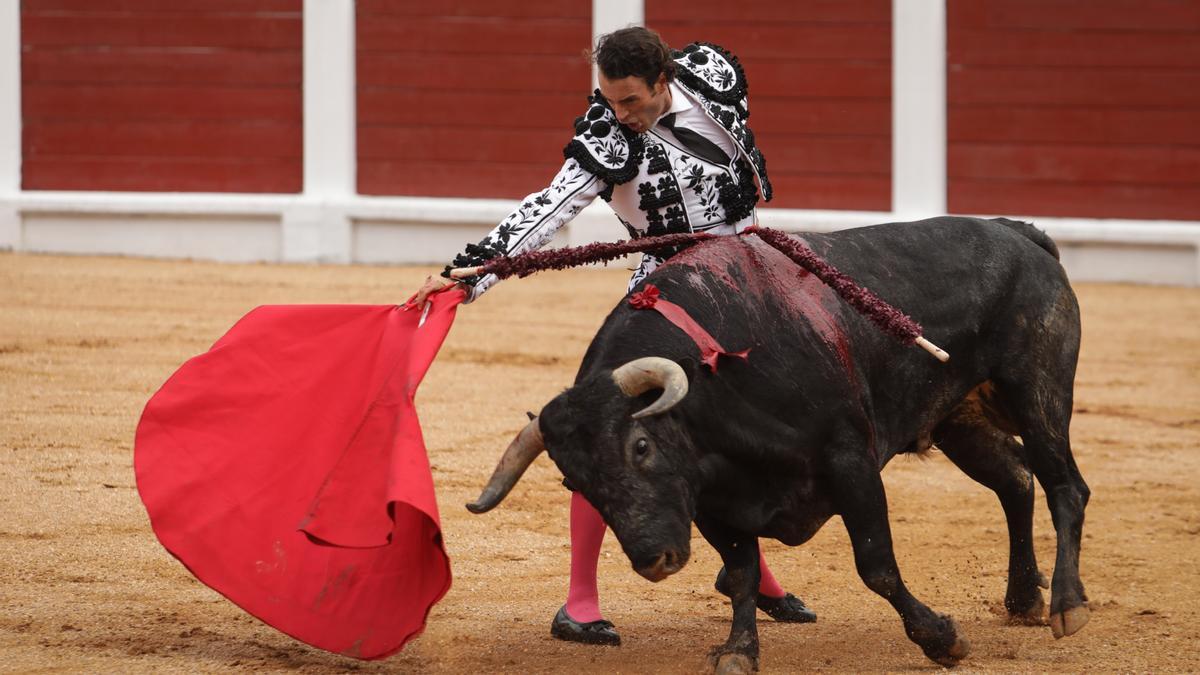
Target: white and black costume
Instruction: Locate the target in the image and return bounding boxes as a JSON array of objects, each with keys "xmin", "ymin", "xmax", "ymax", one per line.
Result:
[{"xmin": 445, "ymin": 43, "xmax": 772, "ymax": 301}]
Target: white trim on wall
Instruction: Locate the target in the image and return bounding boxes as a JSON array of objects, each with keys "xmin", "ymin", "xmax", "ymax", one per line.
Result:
[
  {"xmin": 285, "ymin": 0, "xmax": 358, "ymax": 263},
  {"xmin": 591, "ymin": 0, "xmax": 644, "ymax": 89},
  {"xmin": 9, "ymin": 190, "xmax": 1199, "ymax": 284},
  {"xmin": 892, "ymin": 0, "xmax": 947, "ymax": 217},
  {"xmin": 0, "ymin": 0, "xmax": 21, "ymax": 248},
  {"xmin": 303, "ymin": 0, "xmax": 355, "ymax": 198}
]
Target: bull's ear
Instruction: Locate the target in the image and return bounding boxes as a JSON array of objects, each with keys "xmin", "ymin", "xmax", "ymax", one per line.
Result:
[{"xmin": 535, "ymin": 391, "xmax": 572, "ymax": 452}]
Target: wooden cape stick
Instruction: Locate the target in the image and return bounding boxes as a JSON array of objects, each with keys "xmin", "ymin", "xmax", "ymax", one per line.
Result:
[{"xmin": 448, "ymin": 228, "xmax": 950, "ymax": 363}]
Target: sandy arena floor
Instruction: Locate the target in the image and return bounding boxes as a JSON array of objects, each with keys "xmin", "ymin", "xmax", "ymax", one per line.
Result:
[{"xmin": 1, "ymin": 251, "xmax": 1198, "ymax": 673}]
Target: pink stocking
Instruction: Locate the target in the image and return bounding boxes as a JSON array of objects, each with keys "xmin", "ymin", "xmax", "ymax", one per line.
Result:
[
  {"xmin": 564, "ymin": 491, "xmax": 607, "ymax": 623},
  {"xmin": 758, "ymin": 542, "xmax": 786, "ymax": 598}
]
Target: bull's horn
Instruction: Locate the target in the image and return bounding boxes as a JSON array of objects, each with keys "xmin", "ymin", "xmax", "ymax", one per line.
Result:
[
  {"xmin": 612, "ymin": 357, "xmax": 689, "ymax": 419},
  {"xmin": 466, "ymin": 417, "xmax": 545, "ymax": 514}
]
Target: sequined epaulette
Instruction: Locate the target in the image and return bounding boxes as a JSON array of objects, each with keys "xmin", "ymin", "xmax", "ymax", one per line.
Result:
[
  {"xmin": 562, "ymin": 91, "xmax": 645, "ymax": 185},
  {"xmin": 672, "ymin": 42, "xmax": 748, "ymax": 108}
]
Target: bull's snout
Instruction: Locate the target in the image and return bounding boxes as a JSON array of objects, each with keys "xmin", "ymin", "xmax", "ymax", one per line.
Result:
[{"xmin": 634, "ymin": 548, "xmax": 689, "ymax": 582}]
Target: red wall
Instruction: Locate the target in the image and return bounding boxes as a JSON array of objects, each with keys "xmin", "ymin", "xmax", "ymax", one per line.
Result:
[
  {"xmin": 21, "ymin": 0, "xmax": 303, "ymax": 193},
  {"xmin": 19, "ymin": 1, "xmax": 1198, "ymax": 220},
  {"xmin": 647, "ymin": 0, "xmax": 893, "ymax": 211},
  {"xmin": 356, "ymin": 0, "xmax": 592, "ymax": 198},
  {"xmin": 947, "ymin": 1, "xmax": 1200, "ymax": 220}
]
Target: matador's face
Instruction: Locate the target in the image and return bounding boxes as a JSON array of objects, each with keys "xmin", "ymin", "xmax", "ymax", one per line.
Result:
[{"xmin": 598, "ymin": 72, "xmax": 671, "ymax": 134}]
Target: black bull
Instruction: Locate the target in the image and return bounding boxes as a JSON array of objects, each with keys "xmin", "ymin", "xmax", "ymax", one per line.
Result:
[{"xmin": 468, "ymin": 217, "xmax": 1089, "ymax": 671}]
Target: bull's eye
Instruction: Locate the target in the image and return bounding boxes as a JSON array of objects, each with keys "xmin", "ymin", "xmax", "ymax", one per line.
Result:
[{"xmin": 635, "ymin": 438, "xmax": 650, "ymax": 457}]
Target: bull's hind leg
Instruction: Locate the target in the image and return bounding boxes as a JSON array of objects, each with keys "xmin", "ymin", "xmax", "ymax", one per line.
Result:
[
  {"xmin": 995, "ymin": 383, "xmax": 1090, "ymax": 638},
  {"xmin": 825, "ymin": 440, "xmax": 970, "ymax": 666},
  {"xmin": 933, "ymin": 402, "xmax": 1048, "ymax": 624},
  {"xmin": 995, "ymin": 288, "xmax": 1090, "ymax": 638}
]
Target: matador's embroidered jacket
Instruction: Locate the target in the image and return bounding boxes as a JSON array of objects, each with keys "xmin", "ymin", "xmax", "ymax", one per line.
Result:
[{"xmin": 445, "ymin": 42, "xmax": 772, "ymax": 301}]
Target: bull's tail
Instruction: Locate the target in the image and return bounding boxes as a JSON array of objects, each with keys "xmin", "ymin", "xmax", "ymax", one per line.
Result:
[{"xmin": 991, "ymin": 218, "xmax": 1059, "ymax": 260}]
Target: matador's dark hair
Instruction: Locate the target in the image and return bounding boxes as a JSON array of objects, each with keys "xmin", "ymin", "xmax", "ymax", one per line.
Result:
[{"xmin": 592, "ymin": 26, "xmax": 677, "ymax": 88}]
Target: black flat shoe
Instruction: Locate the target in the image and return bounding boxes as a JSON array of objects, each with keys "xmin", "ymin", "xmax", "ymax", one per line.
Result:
[
  {"xmin": 550, "ymin": 606, "xmax": 621, "ymax": 646},
  {"xmin": 715, "ymin": 566, "xmax": 818, "ymax": 623},
  {"xmin": 757, "ymin": 592, "xmax": 817, "ymax": 623}
]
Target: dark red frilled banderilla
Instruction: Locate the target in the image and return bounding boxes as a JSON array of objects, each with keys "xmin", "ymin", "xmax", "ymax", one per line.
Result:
[{"xmin": 448, "ymin": 228, "xmax": 949, "ymax": 362}]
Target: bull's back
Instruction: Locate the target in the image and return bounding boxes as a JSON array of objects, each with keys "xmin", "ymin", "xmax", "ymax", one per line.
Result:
[
  {"xmin": 801, "ymin": 217, "xmax": 1065, "ymax": 309},
  {"xmin": 653, "ymin": 217, "xmax": 1075, "ymax": 441},
  {"xmin": 798, "ymin": 216, "xmax": 1073, "ymax": 351},
  {"xmin": 658, "ymin": 217, "xmax": 1068, "ymax": 347}
]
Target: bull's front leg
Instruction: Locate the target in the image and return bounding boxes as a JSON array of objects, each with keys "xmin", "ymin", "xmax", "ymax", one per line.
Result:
[
  {"xmin": 695, "ymin": 515, "xmax": 760, "ymax": 674},
  {"xmin": 825, "ymin": 447, "xmax": 972, "ymax": 667}
]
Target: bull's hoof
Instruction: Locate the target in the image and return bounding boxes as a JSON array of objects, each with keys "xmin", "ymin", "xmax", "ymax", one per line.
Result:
[
  {"xmin": 918, "ymin": 616, "xmax": 971, "ymax": 667},
  {"xmin": 1049, "ymin": 604, "xmax": 1090, "ymax": 639},
  {"xmin": 1006, "ymin": 589, "xmax": 1047, "ymax": 626},
  {"xmin": 713, "ymin": 652, "xmax": 757, "ymax": 675},
  {"xmin": 708, "ymin": 638, "xmax": 759, "ymax": 674},
  {"xmin": 929, "ymin": 634, "xmax": 971, "ymax": 667}
]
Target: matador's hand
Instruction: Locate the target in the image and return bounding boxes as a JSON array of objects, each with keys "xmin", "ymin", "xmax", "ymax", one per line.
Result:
[{"xmin": 410, "ymin": 274, "xmax": 460, "ymax": 308}]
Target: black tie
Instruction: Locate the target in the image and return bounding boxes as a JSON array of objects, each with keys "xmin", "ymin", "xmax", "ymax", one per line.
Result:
[{"xmin": 660, "ymin": 113, "xmax": 731, "ymax": 166}]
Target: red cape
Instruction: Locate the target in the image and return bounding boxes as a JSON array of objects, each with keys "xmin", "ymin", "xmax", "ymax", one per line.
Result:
[{"xmin": 135, "ymin": 291, "xmax": 463, "ymax": 659}]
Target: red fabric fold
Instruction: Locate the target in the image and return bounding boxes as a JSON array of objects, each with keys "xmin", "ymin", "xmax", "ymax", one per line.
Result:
[{"xmin": 134, "ymin": 290, "xmax": 464, "ymax": 659}]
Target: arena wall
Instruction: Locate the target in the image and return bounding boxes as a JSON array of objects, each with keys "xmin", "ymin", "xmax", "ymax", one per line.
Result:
[
  {"xmin": 1, "ymin": 1, "xmax": 1197, "ymax": 285},
  {"xmin": 19, "ymin": 0, "xmax": 304, "ymax": 193},
  {"xmin": 947, "ymin": 1, "xmax": 1200, "ymax": 221}
]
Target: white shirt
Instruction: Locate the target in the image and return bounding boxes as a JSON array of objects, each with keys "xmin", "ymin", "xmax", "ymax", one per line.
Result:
[{"xmin": 656, "ymin": 82, "xmax": 738, "ymax": 162}]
